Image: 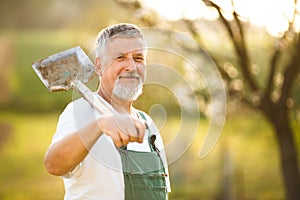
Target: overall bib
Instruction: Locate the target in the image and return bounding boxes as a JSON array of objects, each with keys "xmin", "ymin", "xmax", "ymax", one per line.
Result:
[{"xmin": 119, "ymin": 112, "xmax": 168, "ymax": 200}]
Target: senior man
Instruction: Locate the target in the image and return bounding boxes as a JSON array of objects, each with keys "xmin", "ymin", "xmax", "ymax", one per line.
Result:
[{"xmin": 44, "ymin": 23, "xmax": 170, "ymax": 200}]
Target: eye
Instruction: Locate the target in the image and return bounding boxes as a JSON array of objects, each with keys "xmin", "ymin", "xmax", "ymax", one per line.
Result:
[
  {"xmin": 134, "ymin": 56, "xmax": 144, "ymax": 62},
  {"xmin": 116, "ymin": 55, "xmax": 127, "ymax": 62}
]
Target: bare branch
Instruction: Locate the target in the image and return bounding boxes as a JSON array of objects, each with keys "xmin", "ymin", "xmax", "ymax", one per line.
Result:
[
  {"xmin": 203, "ymin": 0, "xmax": 235, "ymax": 42},
  {"xmin": 280, "ymin": 40, "xmax": 300, "ymax": 105},
  {"xmin": 265, "ymin": 49, "xmax": 281, "ymax": 99},
  {"xmin": 231, "ymin": 10, "xmax": 260, "ymax": 91},
  {"xmin": 231, "ymin": 0, "xmax": 245, "ymax": 43},
  {"xmin": 203, "ymin": 0, "xmax": 259, "ymax": 92},
  {"xmin": 269, "ymin": 0, "xmax": 300, "ymax": 106},
  {"xmin": 264, "ymin": 1, "xmax": 299, "ymax": 103}
]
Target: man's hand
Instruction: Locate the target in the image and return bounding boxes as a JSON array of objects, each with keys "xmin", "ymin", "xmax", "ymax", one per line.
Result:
[{"xmin": 97, "ymin": 113, "xmax": 146, "ymax": 147}]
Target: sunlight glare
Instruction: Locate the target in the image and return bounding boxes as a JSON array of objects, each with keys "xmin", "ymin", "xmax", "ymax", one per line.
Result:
[
  {"xmin": 141, "ymin": 0, "xmax": 217, "ymax": 21},
  {"xmin": 232, "ymin": 0, "xmax": 295, "ymax": 36},
  {"xmin": 142, "ymin": 0, "xmax": 300, "ymax": 36}
]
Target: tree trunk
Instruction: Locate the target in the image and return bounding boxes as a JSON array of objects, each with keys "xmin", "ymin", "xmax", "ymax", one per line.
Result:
[{"xmin": 266, "ymin": 107, "xmax": 300, "ymax": 200}]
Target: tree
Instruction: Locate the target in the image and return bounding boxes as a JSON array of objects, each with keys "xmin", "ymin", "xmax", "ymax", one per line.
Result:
[{"xmin": 115, "ymin": 0, "xmax": 300, "ymax": 199}]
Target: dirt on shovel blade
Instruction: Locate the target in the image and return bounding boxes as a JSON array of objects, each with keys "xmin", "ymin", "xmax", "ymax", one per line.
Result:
[{"xmin": 32, "ymin": 46, "xmax": 95, "ymax": 92}]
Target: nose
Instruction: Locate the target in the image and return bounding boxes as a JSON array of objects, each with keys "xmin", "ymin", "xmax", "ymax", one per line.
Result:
[{"xmin": 124, "ymin": 57, "xmax": 137, "ymax": 71}]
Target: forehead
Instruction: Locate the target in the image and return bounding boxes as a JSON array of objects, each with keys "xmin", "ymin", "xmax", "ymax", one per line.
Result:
[{"xmin": 106, "ymin": 37, "xmax": 146, "ymax": 56}]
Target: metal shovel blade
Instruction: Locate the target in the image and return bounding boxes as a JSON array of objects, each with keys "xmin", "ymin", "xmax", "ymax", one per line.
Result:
[
  {"xmin": 32, "ymin": 46, "xmax": 96, "ymax": 92},
  {"xmin": 32, "ymin": 46, "xmax": 113, "ymax": 114}
]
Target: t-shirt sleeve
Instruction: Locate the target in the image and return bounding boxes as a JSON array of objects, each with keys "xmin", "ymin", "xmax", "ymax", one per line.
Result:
[
  {"xmin": 51, "ymin": 102, "xmax": 77, "ymax": 144},
  {"xmin": 50, "ymin": 98, "xmax": 99, "ymax": 178},
  {"xmin": 51, "ymin": 98, "xmax": 98, "ymax": 144}
]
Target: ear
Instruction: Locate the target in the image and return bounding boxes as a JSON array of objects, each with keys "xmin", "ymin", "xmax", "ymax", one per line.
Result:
[{"xmin": 95, "ymin": 57, "xmax": 102, "ymax": 76}]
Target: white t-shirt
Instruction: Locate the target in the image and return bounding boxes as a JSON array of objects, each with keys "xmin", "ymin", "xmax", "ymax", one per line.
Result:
[{"xmin": 51, "ymin": 97, "xmax": 170, "ymax": 200}]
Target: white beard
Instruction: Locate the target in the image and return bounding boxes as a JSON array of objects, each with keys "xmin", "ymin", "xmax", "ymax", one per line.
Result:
[{"xmin": 112, "ymin": 72, "xmax": 143, "ymax": 101}]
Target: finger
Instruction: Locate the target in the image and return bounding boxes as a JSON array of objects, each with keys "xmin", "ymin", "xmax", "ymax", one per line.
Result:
[
  {"xmin": 126, "ymin": 119, "xmax": 145, "ymax": 143},
  {"xmin": 126, "ymin": 129, "xmax": 139, "ymax": 143},
  {"xmin": 119, "ymin": 132, "xmax": 130, "ymax": 145},
  {"xmin": 111, "ymin": 134, "xmax": 123, "ymax": 147},
  {"xmin": 123, "ymin": 118, "xmax": 140, "ymax": 142}
]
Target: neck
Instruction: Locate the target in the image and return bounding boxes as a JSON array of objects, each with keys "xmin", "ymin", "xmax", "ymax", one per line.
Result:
[{"xmin": 97, "ymin": 87, "xmax": 134, "ymax": 115}]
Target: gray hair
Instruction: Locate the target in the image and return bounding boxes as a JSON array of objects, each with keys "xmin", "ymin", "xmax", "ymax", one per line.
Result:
[{"xmin": 96, "ymin": 23, "xmax": 146, "ymax": 59}]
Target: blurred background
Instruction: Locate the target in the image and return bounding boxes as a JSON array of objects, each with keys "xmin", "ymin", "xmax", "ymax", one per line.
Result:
[{"xmin": 0, "ymin": 0, "xmax": 299, "ymax": 199}]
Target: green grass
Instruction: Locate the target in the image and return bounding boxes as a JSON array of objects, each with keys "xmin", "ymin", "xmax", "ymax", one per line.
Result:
[
  {"xmin": 0, "ymin": 112, "xmax": 64, "ymax": 200},
  {"xmin": 0, "ymin": 111, "xmax": 292, "ymax": 199}
]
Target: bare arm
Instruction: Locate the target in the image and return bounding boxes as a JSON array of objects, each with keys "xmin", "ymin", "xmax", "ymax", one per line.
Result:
[{"xmin": 44, "ymin": 114, "xmax": 146, "ymax": 176}]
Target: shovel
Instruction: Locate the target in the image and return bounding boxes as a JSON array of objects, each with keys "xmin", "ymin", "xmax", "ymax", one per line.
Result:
[{"xmin": 32, "ymin": 46, "xmax": 113, "ymax": 114}]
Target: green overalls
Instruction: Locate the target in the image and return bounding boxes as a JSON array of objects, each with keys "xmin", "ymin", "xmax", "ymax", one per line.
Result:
[{"xmin": 119, "ymin": 112, "xmax": 168, "ymax": 200}]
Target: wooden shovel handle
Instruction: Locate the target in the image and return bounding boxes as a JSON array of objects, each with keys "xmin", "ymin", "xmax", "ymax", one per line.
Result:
[{"xmin": 71, "ymin": 80, "xmax": 113, "ymax": 114}]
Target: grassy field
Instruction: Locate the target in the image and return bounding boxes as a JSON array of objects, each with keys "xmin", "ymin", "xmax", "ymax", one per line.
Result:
[
  {"xmin": 0, "ymin": 112, "xmax": 64, "ymax": 199},
  {"xmin": 0, "ymin": 111, "xmax": 292, "ymax": 200}
]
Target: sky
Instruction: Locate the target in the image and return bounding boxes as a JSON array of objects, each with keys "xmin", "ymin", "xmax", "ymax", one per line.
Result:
[{"xmin": 142, "ymin": 0, "xmax": 300, "ymax": 36}]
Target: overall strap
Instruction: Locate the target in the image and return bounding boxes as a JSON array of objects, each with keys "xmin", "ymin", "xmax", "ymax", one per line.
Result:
[
  {"xmin": 137, "ymin": 111, "xmax": 166, "ymax": 175},
  {"xmin": 137, "ymin": 111, "xmax": 157, "ymax": 152}
]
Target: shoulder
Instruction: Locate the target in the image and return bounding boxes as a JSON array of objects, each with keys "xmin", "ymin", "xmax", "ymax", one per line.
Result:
[
  {"xmin": 53, "ymin": 97, "xmax": 98, "ymax": 143},
  {"xmin": 66, "ymin": 97, "xmax": 93, "ymax": 112},
  {"xmin": 59, "ymin": 97, "xmax": 97, "ymax": 119}
]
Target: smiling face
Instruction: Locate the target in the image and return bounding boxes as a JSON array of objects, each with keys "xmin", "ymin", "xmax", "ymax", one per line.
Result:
[{"xmin": 96, "ymin": 37, "xmax": 147, "ymax": 102}]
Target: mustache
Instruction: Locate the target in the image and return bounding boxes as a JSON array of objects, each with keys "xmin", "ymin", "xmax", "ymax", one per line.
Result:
[{"xmin": 118, "ymin": 72, "xmax": 140, "ymax": 79}]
